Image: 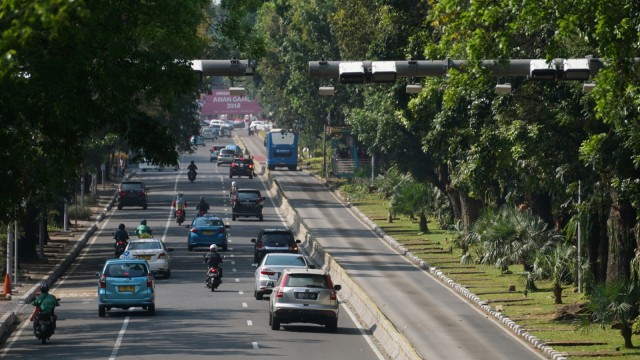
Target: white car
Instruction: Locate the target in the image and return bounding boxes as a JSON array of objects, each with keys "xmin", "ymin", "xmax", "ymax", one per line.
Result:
[
  {"xmin": 139, "ymin": 159, "xmax": 162, "ymax": 172},
  {"xmin": 253, "ymin": 253, "xmax": 313, "ymax": 300},
  {"xmin": 124, "ymin": 238, "xmax": 173, "ymax": 279}
]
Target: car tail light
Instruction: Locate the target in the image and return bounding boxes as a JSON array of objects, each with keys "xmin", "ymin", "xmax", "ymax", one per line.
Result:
[
  {"xmin": 275, "ymin": 289, "xmax": 284, "ymax": 298},
  {"xmin": 249, "ymin": 164, "xmax": 254, "ymax": 169},
  {"xmin": 219, "ymin": 227, "xmax": 226, "ymax": 233},
  {"xmin": 99, "ymin": 274, "xmax": 106, "ymax": 289},
  {"xmin": 158, "ymin": 252, "xmax": 166, "ymax": 259},
  {"xmin": 330, "ymin": 290, "xmax": 337, "ymax": 300},
  {"xmin": 261, "ymin": 268, "xmax": 276, "ymax": 276},
  {"xmin": 291, "ymin": 243, "xmax": 298, "ymax": 251},
  {"xmin": 255, "ymin": 241, "xmax": 263, "ymax": 249},
  {"xmin": 118, "ymin": 190, "xmax": 126, "ymax": 197},
  {"xmin": 147, "ymin": 274, "xmax": 154, "ymax": 287},
  {"xmin": 190, "ymin": 228, "xmax": 199, "ymax": 234}
]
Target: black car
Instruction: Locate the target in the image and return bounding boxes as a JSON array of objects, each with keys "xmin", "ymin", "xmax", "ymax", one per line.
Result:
[
  {"xmin": 251, "ymin": 228, "xmax": 301, "ymax": 264},
  {"xmin": 117, "ymin": 181, "xmax": 148, "ymax": 210},
  {"xmin": 232, "ymin": 189, "xmax": 264, "ymax": 221},
  {"xmin": 230, "ymin": 158, "xmax": 255, "ymax": 179}
]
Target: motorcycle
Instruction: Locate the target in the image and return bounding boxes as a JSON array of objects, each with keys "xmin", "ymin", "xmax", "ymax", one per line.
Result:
[
  {"xmin": 188, "ymin": 170, "xmax": 197, "ymax": 182},
  {"xmin": 31, "ymin": 300, "xmax": 60, "ymax": 344},
  {"xmin": 115, "ymin": 240, "xmax": 127, "ymax": 258},
  {"xmin": 205, "ymin": 266, "xmax": 222, "ymax": 292},
  {"xmin": 176, "ymin": 208, "xmax": 185, "ymax": 225}
]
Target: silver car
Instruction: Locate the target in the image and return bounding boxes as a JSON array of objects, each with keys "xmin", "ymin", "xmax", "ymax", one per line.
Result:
[
  {"xmin": 217, "ymin": 149, "xmax": 235, "ymax": 166},
  {"xmin": 253, "ymin": 253, "xmax": 313, "ymax": 300},
  {"xmin": 268, "ymin": 268, "xmax": 341, "ymax": 332}
]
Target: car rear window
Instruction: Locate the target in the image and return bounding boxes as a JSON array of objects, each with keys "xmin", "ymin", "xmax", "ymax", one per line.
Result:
[
  {"xmin": 128, "ymin": 241, "xmax": 162, "ymax": 250},
  {"xmin": 238, "ymin": 191, "xmax": 260, "ymax": 200},
  {"xmin": 105, "ymin": 263, "xmax": 149, "ymax": 278},
  {"xmin": 220, "ymin": 149, "xmax": 234, "ymax": 155},
  {"xmin": 194, "ymin": 218, "xmax": 223, "ymax": 227},
  {"xmin": 285, "ymin": 274, "xmax": 327, "ymax": 288},
  {"xmin": 121, "ymin": 183, "xmax": 143, "ymax": 190},
  {"xmin": 265, "ymin": 255, "xmax": 306, "ymax": 267},
  {"xmin": 261, "ymin": 233, "xmax": 293, "ymax": 245}
]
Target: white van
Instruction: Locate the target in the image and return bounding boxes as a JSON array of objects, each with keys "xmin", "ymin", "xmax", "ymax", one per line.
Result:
[{"xmin": 209, "ymin": 119, "xmax": 225, "ymax": 127}]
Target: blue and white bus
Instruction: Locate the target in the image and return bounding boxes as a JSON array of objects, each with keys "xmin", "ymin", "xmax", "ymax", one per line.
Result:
[{"xmin": 266, "ymin": 129, "xmax": 298, "ymax": 170}]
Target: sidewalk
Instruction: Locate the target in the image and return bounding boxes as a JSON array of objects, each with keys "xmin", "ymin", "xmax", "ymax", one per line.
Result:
[{"xmin": 0, "ymin": 176, "xmax": 124, "ymax": 343}]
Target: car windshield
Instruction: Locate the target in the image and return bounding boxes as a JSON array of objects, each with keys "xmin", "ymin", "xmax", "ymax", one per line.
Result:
[
  {"xmin": 121, "ymin": 183, "xmax": 143, "ymax": 190},
  {"xmin": 265, "ymin": 255, "xmax": 306, "ymax": 267},
  {"xmin": 238, "ymin": 192, "xmax": 259, "ymax": 200},
  {"xmin": 194, "ymin": 218, "xmax": 223, "ymax": 227},
  {"xmin": 285, "ymin": 274, "xmax": 327, "ymax": 288},
  {"xmin": 106, "ymin": 263, "xmax": 148, "ymax": 278},
  {"xmin": 261, "ymin": 233, "xmax": 293, "ymax": 245},
  {"xmin": 128, "ymin": 241, "xmax": 162, "ymax": 250}
]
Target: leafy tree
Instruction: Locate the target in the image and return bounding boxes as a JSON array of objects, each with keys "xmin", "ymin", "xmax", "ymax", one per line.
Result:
[{"xmin": 374, "ymin": 165, "xmax": 412, "ymax": 223}]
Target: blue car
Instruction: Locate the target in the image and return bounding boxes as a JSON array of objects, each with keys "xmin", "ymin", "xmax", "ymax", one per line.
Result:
[
  {"xmin": 97, "ymin": 258, "xmax": 155, "ymax": 317},
  {"xmin": 186, "ymin": 215, "xmax": 230, "ymax": 251}
]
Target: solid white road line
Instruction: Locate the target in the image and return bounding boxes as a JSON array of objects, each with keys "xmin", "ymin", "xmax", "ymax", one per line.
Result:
[{"xmin": 109, "ymin": 316, "xmax": 131, "ymax": 360}]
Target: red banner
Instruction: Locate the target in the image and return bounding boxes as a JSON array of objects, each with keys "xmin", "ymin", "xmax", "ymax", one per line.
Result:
[{"xmin": 198, "ymin": 89, "xmax": 263, "ymax": 117}]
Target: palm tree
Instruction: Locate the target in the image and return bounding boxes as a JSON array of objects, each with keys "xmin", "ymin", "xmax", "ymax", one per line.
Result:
[
  {"xmin": 374, "ymin": 166, "xmax": 412, "ymax": 223},
  {"xmin": 579, "ymin": 280, "xmax": 640, "ymax": 349},
  {"xmin": 466, "ymin": 206, "xmax": 558, "ymax": 273},
  {"xmin": 532, "ymin": 242, "xmax": 577, "ymax": 304}
]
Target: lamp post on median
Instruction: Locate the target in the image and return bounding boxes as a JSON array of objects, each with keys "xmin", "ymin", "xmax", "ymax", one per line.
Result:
[{"xmin": 319, "ymin": 87, "xmax": 335, "ymax": 181}]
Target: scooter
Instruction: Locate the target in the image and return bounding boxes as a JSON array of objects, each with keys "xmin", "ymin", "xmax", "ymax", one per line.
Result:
[
  {"xmin": 31, "ymin": 300, "xmax": 60, "ymax": 344},
  {"xmin": 176, "ymin": 208, "xmax": 185, "ymax": 225},
  {"xmin": 115, "ymin": 240, "xmax": 127, "ymax": 258},
  {"xmin": 188, "ymin": 170, "xmax": 197, "ymax": 182},
  {"xmin": 205, "ymin": 267, "xmax": 222, "ymax": 292}
]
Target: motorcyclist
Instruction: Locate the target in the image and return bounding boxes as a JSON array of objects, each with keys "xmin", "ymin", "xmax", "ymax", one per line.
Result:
[
  {"xmin": 204, "ymin": 244, "xmax": 223, "ymax": 280},
  {"xmin": 196, "ymin": 196, "xmax": 210, "ymax": 215},
  {"xmin": 187, "ymin": 161, "xmax": 198, "ymax": 173},
  {"xmin": 230, "ymin": 181, "xmax": 238, "ymax": 198},
  {"xmin": 135, "ymin": 219, "xmax": 152, "ymax": 237},
  {"xmin": 113, "ymin": 223, "xmax": 129, "ymax": 255},
  {"xmin": 31, "ymin": 282, "xmax": 59, "ymax": 332},
  {"xmin": 172, "ymin": 193, "xmax": 187, "ymax": 218}
]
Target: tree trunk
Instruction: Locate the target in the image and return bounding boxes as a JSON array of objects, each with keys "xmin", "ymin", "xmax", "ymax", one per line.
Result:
[
  {"xmin": 606, "ymin": 188, "xmax": 636, "ymax": 284},
  {"xmin": 621, "ymin": 324, "xmax": 634, "ymax": 348},
  {"xmin": 553, "ymin": 283, "xmax": 563, "ymax": 304},
  {"xmin": 530, "ymin": 192, "xmax": 554, "ymax": 228},
  {"xmin": 588, "ymin": 218, "xmax": 608, "ymax": 284},
  {"xmin": 18, "ymin": 205, "xmax": 40, "ymax": 259},
  {"xmin": 419, "ymin": 211, "xmax": 429, "ymax": 233},
  {"xmin": 459, "ymin": 192, "xmax": 483, "ymax": 228},
  {"xmin": 387, "ymin": 210, "xmax": 393, "ymax": 223}
]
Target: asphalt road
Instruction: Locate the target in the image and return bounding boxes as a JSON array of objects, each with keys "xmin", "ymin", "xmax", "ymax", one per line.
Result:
[
  {"xmin": 240, "ymin": 132, "xmax": 547, "ymax": 360},
  {"xmin": 1, "ymin": 136, "xmax": 383, "ymax": 360}
]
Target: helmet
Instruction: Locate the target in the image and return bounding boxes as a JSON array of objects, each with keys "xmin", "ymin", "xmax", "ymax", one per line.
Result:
[
  {"xmin": 118, "ymin": 223, "xmax": 125, "ymax": 230},
  {"xmin": 200, "ymin": 196, "xmax": 205, "ymax": 200},
  {"xmin": 140, "ymin": 219, "xmax": 147, "ymax": 225},
  {"xmin": 40, "ymin": 282, "xmax": 49, "ymax": 293},
  {"xmin": 231, "ymin": 181, "xmax": 236, "ymax": 187},
  {"xmin": 209, "ymin": 244, "xmax": 218, "ymax": 251},
  {"xmin": 190, "ymin": 160, "xmax": 195, "ymax": 164}
]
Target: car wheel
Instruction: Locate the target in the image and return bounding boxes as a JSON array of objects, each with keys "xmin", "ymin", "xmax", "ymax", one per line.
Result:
[
  {"xmin": 165, "ymin": 270, "xmax": 171, "ymax": 279},
  {"xmin": 147, "ymin": 305, "xmax": 155, "ymax": 315},
  {"xmin": 270, "ymin": 314, "xmax": 280, "ymax": 330},
  {"xmin": 143, "ymin": 204, "xmax": 148, "ymax": 210},
  {"xmin": 259, "ymin": 214, "xmax": 264, "ymax": 221},
  {"xmin": 256, "ymin": 291, "xmax": 263, "ymax": 301},
  {"xmin": 232, "ymin": 215, "xmax": 236, "ymax": 221},
  {"xmin": 217, "ymin": 163, "xmax": 220, "ymax": 167},
  {"xmin": 117, "ymin": 204, "xmax": 123, "ymax": 210},
  {"xmin": 188, "ymin": 245, "xmax": 193, "ymax": 251},
  {"xmin": 222, "ymin": 245, "xmax": 228, "ymax": 251},
  {"xmin": 98, "ymin": 306, "xmax": 106, "ymax": 317},
  {"xmin": 229, "ymin": 174, "xmax": 233, "ymax": 178},
  {"xmin": 249, "ymin": 174, "xmax": 253, "ymax": 179},
  {"xmin": 326, "ymin": 319, "xmax": 338, "ymax": 333}
]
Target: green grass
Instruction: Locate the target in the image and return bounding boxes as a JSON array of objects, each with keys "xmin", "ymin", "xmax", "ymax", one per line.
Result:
[{"xmin": 340, "ymin": 189, "xmax": 640, "ymax": 359}]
